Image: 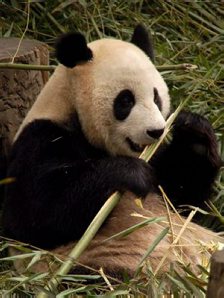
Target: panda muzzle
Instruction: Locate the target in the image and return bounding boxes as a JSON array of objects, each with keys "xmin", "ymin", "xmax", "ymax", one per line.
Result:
[{"xmin": 126, "ymin": 137, "xmax": 147, "ymax": 153}]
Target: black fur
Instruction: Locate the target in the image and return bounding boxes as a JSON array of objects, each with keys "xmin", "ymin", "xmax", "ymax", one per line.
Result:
[
  {"xmin": 113, "ymin": 89, "xmax": 135, "ymax": 121},
  {"xmin": 55, "ymin": 33, "xmax": 93, "ymax": 68},
  {"xmin": 2, "ymin": 115, "xmax": 156, "ymax": 249},
  {"xmin": 0, "ymin": 155, "xmax": 7, "ymax": 207},
  {"xmin": 153, "ymin": 87, "xmax": 162, "ymax": 111},
  {"xmin": 2, "ymin": 111, "xmax": 221, "ymax": 249},
  {"xmin": 131, "ymin": 24, "xmax": 154, "ymax": 62},
  {"xmin": 151, "ymin": 111, "xmax": 222, "ymax": 208}
]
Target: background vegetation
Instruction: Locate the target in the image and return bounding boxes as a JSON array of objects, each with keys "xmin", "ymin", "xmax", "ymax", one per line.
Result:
[{"xmin": 0, "ymin": 0, "xmax": 223, "ymax": 296}]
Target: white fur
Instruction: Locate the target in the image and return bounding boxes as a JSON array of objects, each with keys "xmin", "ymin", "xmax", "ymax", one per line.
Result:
[{"xmin": 77, "ymin": 39, "xmax": 170, "ymax": 156}]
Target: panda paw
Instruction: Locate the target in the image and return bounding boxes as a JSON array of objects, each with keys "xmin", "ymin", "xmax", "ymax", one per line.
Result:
[
  {"xmin": 118, "ymin": 157, "xmax": 157, "ymax": 198},
  {"xmin": 172, "ymin": 111, "xmax": 221, "ymax": 168}
]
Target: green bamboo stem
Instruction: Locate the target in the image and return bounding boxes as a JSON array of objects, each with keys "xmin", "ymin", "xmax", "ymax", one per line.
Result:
[
  {"xmin": 0, "ymin": 63, "xmax": 197, "ymax": 72},
  {"xmin": 0, "ymin": 63, "xmax": 56, "ymax": 71},
  {"xmin": 158, "ymin": 63, "xmax": 198, "ymax": 71}
]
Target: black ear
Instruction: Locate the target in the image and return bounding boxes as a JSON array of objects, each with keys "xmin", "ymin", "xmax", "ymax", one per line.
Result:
[
  {"xmin": 131, "ymin": 24, "xmax": 154, "ymax": 62},
  {"xmin": 55, "ymin": 32, "xmax": 93, "ymax": 68}
]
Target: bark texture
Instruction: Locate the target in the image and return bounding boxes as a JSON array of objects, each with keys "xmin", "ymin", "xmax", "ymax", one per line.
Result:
[
  {"xmin": 0, "ymin": 38, "xmax": 49, "ymax": 158},
  {"xmin": 207, "ymin": 250, "xmax": 224, "ymax": 298}
]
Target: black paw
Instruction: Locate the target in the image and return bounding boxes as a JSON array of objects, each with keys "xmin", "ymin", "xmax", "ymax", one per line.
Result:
[
  {"xmin": 173, "ymin": 111, "xmax": 221, "ymax": 168},
  {"xmin": 120, "ymin": 158, "xmax": 157, "ymax": 197}
]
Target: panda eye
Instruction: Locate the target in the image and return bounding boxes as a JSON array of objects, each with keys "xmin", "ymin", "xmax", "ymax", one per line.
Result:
[
  {"xmin": 113, "ymin": 89, "xmax": 135, "ymax": 121},
  {"xmin": 153, "ymin": 87, "xmax": 162, "ymax": 111}
]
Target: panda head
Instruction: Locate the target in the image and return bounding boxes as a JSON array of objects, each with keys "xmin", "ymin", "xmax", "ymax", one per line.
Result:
[{"xmin": 55, "ymin": 25, "xmax": 170, "ymax": 156}]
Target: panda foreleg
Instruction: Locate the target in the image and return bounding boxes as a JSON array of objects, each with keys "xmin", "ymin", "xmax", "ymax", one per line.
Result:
[
  {"xmin": 151, "ymin": 111, "xmax": 222, "ymax": 208},
  {"xmin": 35, "ymin": 155, "xmax": 157, "ymax": 233},
  {"xmin": 3, "ymin": 155, "xmax": 156, "ymax": 248}
]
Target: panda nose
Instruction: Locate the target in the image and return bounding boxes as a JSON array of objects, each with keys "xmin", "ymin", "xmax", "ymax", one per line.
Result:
[{"xmin": 147, "ymin": 128, "xmax": 164, "ymax": 139}]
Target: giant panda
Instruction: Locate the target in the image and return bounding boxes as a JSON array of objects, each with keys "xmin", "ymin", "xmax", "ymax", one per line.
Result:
[{"xmin": 2, "ymin": 25, "xmax": 222, "ymax": 278}]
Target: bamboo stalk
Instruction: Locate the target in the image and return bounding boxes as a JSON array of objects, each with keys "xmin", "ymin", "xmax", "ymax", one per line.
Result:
[
  {"xmin": 0, "ymin": 63, "xmax": 197, "ymax": 72},
  {"xmin": 0, "ymin": 63, "xmax": 56, "ymax": 71},
  {"xmin": 158, "ymin": 63, "xmax": 198, "ymax": 71}
]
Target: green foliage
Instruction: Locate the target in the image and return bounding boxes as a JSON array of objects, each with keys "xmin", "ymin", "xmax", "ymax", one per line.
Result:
[{"xmin": 0, "ymin": 0, "xmax": 224, "ymax": 296}]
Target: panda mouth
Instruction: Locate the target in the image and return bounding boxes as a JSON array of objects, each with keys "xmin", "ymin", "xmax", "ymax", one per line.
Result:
[{"xmin": 126, "ymin": 138, "xmax": 146, "ymax": 153}]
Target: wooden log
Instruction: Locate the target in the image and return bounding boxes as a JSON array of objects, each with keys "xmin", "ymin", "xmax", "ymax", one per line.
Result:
[
  {"xmin": 0, "ymin": 38, "xmax": 49, "ymax": 203},
  {"xmin": 207, "ymin": 249, "xmax": 224, "ymax": 298},
  {"xmin": 0, "ymin": 38, "xmax": 49, "ymax": 159}
]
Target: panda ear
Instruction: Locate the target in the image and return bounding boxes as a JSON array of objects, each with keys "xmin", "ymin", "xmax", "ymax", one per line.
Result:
[
  {"xmin": 55, "ymin": 32, "xmax": 93, "ymax": 68},
  {"xmin": 131, "ymin": 24, "xmax": 154, "ymax": 62}
]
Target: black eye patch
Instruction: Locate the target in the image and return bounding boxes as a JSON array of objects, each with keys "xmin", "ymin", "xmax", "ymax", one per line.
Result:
[
  {"xmin": 113, "ymin": 89, "xmax": 135, "ymax": 121},
  {"xmin": 153, "ymin": 87, "xmax": 162, "ymax": 111}
]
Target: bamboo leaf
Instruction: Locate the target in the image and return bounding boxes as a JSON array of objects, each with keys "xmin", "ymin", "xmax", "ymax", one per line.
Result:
[
  {"xmin": 136, "ymin": 227, "xmax": 169, "ymax": 272},
  {"xmin": 1, "ymin": 252, "xmax": 38, "ymax": 261},
  {"xmin": 26, "ymin": 251, "xmax": 45, "ymax": 269},
  {"xmin": 103, "ymin": 217, "xmax": 166, "ymax": 242},
  {"xmin": 166, "ymin": 273, "xmax": 190, "ymax": 294}
]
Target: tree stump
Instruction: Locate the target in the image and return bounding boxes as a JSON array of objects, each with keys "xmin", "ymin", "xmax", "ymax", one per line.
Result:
[
  {"xmin": 0, "ymin": 38, "xmax": 49, "ymax": 160},
  {"xmin": 207, "ymin": 249, "xmax": 224, "ymax": 298}
]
